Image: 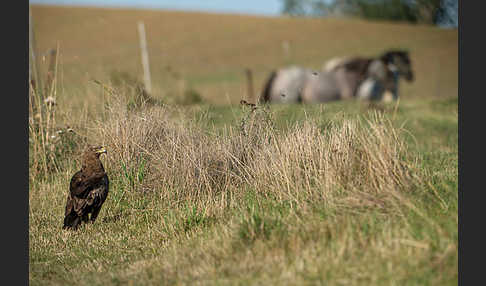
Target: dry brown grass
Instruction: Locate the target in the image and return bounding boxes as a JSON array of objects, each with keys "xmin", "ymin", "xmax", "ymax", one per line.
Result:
[{"xmin": 82, "ymin": 91, "xmax": 418, "ymax": 210}]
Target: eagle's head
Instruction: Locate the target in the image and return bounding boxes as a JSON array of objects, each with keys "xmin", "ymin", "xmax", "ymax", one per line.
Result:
[
  {"xmin": 93, "ymin": 146, "xmax": 107, "ymax": 157},
  {"xmin": 85, "ymin": 145, "xmax": 107, "ymax": 158},
  {"xmin": 81, "ymin": 145, "xmax": 107, "ymax": 173}
]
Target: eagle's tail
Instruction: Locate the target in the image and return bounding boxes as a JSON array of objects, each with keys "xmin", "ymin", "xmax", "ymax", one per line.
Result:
[{"xmin": 63, "ymin": 212, "xmax": 81, "ymax": 230}]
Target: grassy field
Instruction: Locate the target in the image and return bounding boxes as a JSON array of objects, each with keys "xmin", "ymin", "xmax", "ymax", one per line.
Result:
[
  {"xmin": 30, "ymin": 5, "xmax": 457, "ymax": 106},
  {"xmin": 29, "ymin": 4, "xmax": 457, "ymax": 285}
]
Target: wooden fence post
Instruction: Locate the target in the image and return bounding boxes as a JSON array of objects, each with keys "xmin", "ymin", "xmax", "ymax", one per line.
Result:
[
  {"xmin": 282, "ymin": 40, "xmax": 291, "ymax": 63},
  {"xmin": 138, "ymin": 21, "xmax": 152, "ymax": 95},
  {"xmin": 245, "ymin": 68, "xmax": 255, "ymax": 104},
  {"xmin": 45, "ymin": 49, "xmax": 57, "ymax": 96}
]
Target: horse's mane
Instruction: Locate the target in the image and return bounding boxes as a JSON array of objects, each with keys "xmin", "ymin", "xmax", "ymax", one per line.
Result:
[
  {"xmin": 380, "ymin": 50, "xmax": 410, "ymax": 64},
  {"xmin": 342, "ymin": 57, "xmax": 374, "ymax": 77}
]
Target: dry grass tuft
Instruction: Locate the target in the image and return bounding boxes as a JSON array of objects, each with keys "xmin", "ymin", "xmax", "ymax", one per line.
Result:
[{"xmin": 79, "ymin": 89, "xmax": 420, "ymax": 215}]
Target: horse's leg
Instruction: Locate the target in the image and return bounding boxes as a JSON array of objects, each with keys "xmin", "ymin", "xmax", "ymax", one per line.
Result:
[
  {"xmin": 370, "ymin": 81, "xmax": 385, "ymax": 101},
  {"xmin": 335, "ymin": 69, "xmax": 356, "ymax": 99}
]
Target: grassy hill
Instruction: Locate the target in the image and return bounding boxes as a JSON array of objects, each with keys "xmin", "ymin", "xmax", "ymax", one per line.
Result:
[
  {"xmin": 29, "ymin": 5, "xmax": 457, "ymax": 285},
  {"xmin": 30, "ymin": 4, "xmax": 457, "ymax": 106}
]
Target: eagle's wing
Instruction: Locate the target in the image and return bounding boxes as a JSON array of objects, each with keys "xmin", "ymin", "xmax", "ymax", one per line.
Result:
[
  {"xmin": 63, "ymin": 189, "xmax": 81, "ymax": 229},
  {"xmin": 69, "ymin": 170, "xmax": 107, "ymax": 197},
  {"xmin": 64, "ymin": 193, "xmax": 74, "ymax": 217},
  {"xmin": 87, "ymin": 174, "xmax": 110, "ymax": 223}
]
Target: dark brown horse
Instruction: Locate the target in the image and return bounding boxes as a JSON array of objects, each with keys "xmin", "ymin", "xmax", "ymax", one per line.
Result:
[{"xmin": 319, "ymin": 50, "xmax": 414, "ymax": 102}]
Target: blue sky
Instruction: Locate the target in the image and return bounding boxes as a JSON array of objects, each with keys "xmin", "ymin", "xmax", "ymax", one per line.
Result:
[{"xmin": 29, "ymin": 0, "xmax": 283, "ymax": 16}]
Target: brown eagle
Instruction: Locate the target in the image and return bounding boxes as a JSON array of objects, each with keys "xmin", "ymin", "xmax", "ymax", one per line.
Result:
[{"xmin": 63, "ymin": 145, "xmax": 109, "ymax": 230}]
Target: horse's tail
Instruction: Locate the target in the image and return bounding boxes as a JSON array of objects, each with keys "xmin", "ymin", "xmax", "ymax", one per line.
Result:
[{"xmin": 259, "ymin": 70, "xmax": 277, "ymax": 104}]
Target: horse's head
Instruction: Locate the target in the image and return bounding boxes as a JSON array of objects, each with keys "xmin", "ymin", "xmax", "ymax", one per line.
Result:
[{"xmin": 380, "ymin": 50, "xmax": 414, "ymax": 82}]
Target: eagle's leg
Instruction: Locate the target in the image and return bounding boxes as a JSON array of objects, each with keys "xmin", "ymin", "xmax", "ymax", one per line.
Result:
[
  {"xmin": 89, "ymin": 206, "xmax": 102, "ymax": 223},
  {"xmin": 81, "ymin": 213, "xmax": 89, "ymax": 223},
  {"xmin": 71, "ymin": 216, "xmax": 82, "ymax": 230}
]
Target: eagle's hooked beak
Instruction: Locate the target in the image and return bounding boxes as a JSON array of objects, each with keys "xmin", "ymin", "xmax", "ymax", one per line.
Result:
[{"xmin": 96, "ymin": 146, "xmax": 107, "ymax": 155}]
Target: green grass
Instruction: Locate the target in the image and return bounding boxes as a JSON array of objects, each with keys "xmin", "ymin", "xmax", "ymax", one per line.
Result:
[{"xmin": 29, "ymin": 96, "xmax": 457, "ymax": 285}]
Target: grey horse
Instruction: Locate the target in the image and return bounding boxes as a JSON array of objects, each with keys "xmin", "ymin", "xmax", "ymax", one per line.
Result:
[
  {"xmin": 260, "ymin": 50, "xmax": 414, "ymax": 104},
  {"xmin": 260, "ymin": 66, "xmax": 315, "ymax": 104}
]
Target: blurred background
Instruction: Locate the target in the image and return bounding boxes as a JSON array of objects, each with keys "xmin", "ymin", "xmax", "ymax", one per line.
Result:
[
  {"xmin": 30, "ymin": 0, "xmax": 458, "ymax": 26},
  {"xmin": 29, "ymin": 0, "xmax": 458, "ymax": 109}
]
